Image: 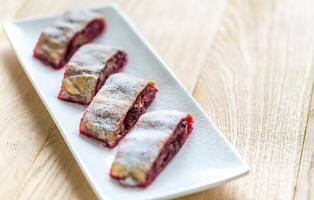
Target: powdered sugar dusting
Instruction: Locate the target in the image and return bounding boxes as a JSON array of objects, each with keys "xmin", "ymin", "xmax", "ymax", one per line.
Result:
[
  {"xmin": 82, "ymin": 73, "xmax": 147, "ymax": 143},
  {"xmin": 43, "ymin": 7, "xmax": 103, "ymax": 42},
  {"xmin": 36, "ymin": 7, "xmax": 104, "ymax": 66},
  {"xmin": 112, "ymin": 110, "xmax": 187, "ymax": 185},
  {"xmin": 68, "ymin": 44, "xmax": 118, "ymax": 72}
]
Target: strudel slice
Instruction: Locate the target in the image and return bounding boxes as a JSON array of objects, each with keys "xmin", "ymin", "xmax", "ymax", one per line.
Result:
[
  {"xmin": 33, "ymin": 7, "xmax": 105, "ymax": 69},
  {"xmin": 58, "ymin": 44, "xmax": 127, "ymax": 104},
  {"xmin": 79, "ymin": 73, "xmax": 158, "ymax": 148},
  {"xmin": 110, "ymin": 110, "xmax": 193, "ymax": 187}
]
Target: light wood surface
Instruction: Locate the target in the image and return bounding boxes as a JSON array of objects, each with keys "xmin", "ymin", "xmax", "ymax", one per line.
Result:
[
  {"xmin": 1, "ymin": 0, "xmax": 314, "ymax": 199},
  {"xmin": 189, "ymin": 0, "xmax": 314, "ymax": 199},
  {"xmin": 294, "ymin": 90, "xmax": 314, "ymax": 200}
]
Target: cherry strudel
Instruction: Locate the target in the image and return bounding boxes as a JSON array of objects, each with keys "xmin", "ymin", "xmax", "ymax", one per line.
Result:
[
  {"xmin": 58, "ymin": 44, "xmax": 127, "ymax": 104},
  {"xmin": 110, "ymin": 110, "xmax": 193, "ymax": 187},
  {"xmin": 33, "ymin": 7, "xmax": 105, "ymax": 69},
  {"xmin": 79, "ymin": 73, "xmax": 158, "ymax": 148}
]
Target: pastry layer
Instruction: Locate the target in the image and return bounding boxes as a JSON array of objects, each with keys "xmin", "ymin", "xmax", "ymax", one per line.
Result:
[
  {"xmin": 33, "ymin": 7, "xmax": 105, "ymax": 69},
  {"xmin": 79, "ymin": 73, "xmax": 158, "ymax": 148},
  {"xmin": 110, "ymin": 110, "xmax": 193, "ymax": 187},
  {"xmin": 58, "ymin": 44, "xmax": 127, "ymax": 104}
]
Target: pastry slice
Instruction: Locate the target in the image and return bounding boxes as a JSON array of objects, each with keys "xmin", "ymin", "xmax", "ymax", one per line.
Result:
[
  {"xmin": 79, "ymin": 73, "xmax": 158, "ymax": 148},
  {"xmin": 110, "ymin": 110, "xmax": 194, "ymax": 187},
  {"xmin": 58, "ymin": 44, "xmax": 127, "ymax": 104},
  {"xmin": 33, "ymin": 7, "xmax": 105, "ymax": 69}
]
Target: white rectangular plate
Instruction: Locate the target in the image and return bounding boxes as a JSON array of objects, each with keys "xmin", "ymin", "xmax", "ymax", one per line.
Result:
[{"xmin": 4, "ymin": 4, "xmax": 249, "ymax": 200}]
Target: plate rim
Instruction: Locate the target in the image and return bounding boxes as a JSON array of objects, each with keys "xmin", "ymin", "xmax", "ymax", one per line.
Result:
[{"xmin": 3, "ymin": 3, "xmax": 249, "ymax": 200}]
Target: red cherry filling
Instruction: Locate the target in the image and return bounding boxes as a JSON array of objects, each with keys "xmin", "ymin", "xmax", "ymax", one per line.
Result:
[
  {"xmin": 118, "ymin": 83, "xmax": 158, "ymax": 136},
  {"xmin": 95, "ymin": 51, "xmax": 128, "ymax": 92}
]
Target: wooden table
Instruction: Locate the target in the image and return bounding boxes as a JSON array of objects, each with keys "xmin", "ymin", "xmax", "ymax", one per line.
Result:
[{"xmin": 1, "ymin": 0, "xmax": 313, "ymax": 199}]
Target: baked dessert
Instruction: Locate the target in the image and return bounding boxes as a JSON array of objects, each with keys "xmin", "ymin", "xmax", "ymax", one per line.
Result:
[
  {"xmin": 58, "ymin": 44, "xmax": 127, "ymax": 104},
  {"xmin": 110, "ymin": 110, "xmax": 194, "ymax": 187},
  {"xmin": 33, "ymin": 7, "xmax": 105, "ymax": 69},
  {"xmin": 79, "ymin": 73, "xmax": 158, "ymax": 148}
]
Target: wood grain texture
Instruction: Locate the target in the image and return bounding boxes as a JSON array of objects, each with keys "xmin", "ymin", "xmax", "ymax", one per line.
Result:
[
  {"xmin": 0, "ymin": 0, "xmax": 228, "ymax": 199},
  {"xmin": 294, "ymin": 91, "xmax": 314, "ymax": 200},
  {"xmin": 0, "ymin": 30, "xmax": 54, "ymax": 200},
  {"xmin": 186, "ymin": 0, "xmax": 314, "ymax": 199},
  {"xmin": 2, "ymin": 0, "xmax": 314, "ymax": 199}
]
